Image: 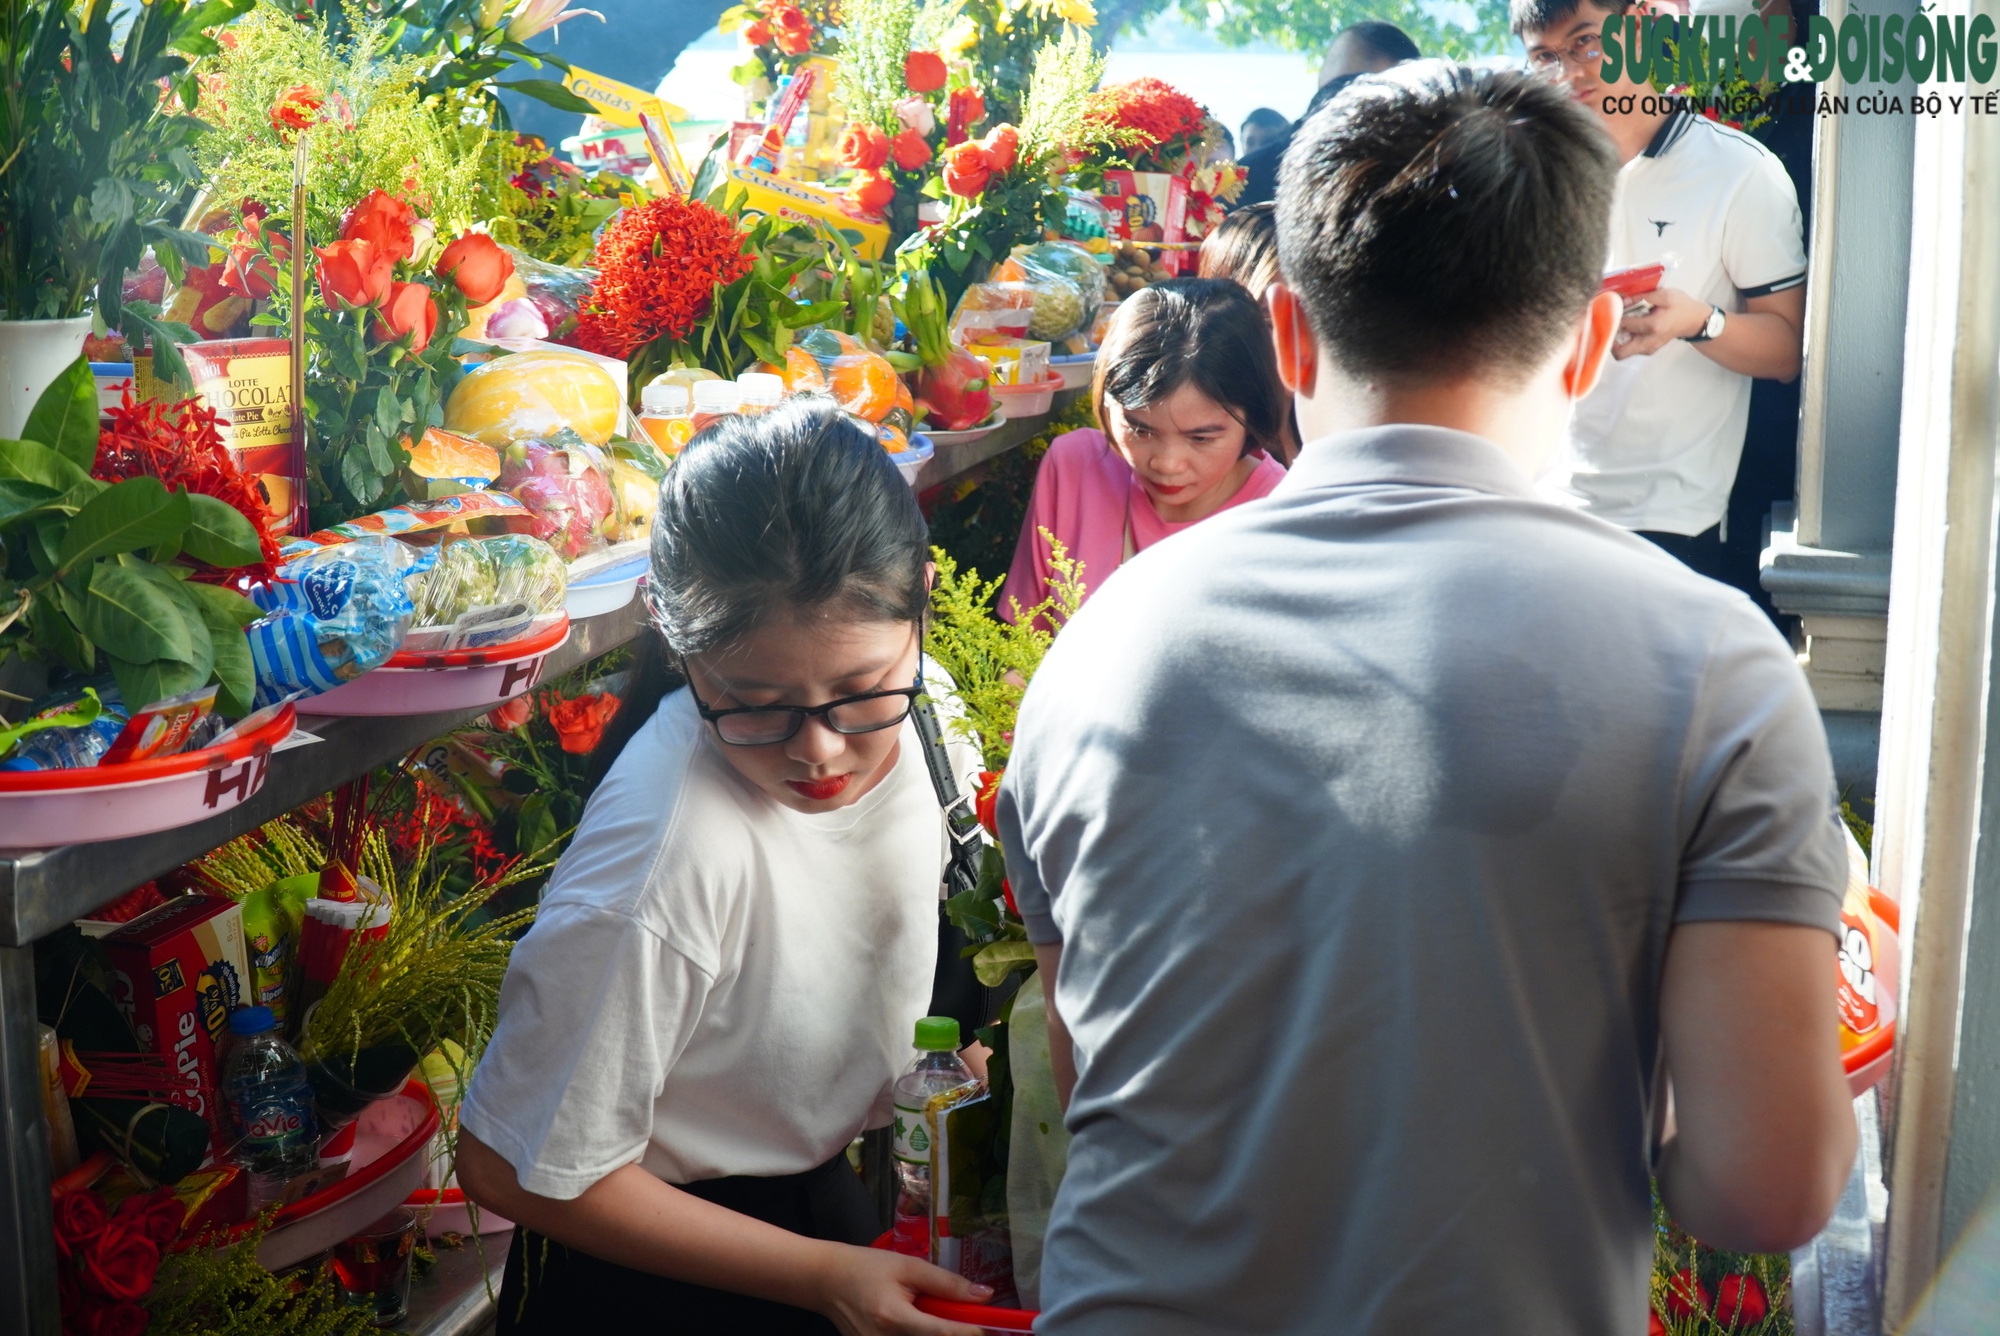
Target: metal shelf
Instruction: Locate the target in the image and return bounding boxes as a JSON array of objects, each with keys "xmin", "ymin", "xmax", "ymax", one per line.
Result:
[
  {"xmin": 0, "ymin": 599, "xmax": 647, "ymax": 948},
  {"xmin": 914, "ymin": 388, "xmax": 1083, "ymax": 492}
]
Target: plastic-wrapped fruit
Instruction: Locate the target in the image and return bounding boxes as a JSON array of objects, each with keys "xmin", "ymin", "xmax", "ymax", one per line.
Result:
[
  {"xmin": 763, "ymin": 346, "xmax": 826, "ymax": 395},
  {"xmin": 496, "ymin": 438, "xmax": 617, "ymax": 560},
  {"xmin": 445, "ymin": 349, "xmax": 622, "ymax": 447},
  {"xmin": 1028, "ymin": 277, "xmax": 1085, "ymax": 341},
  {"xmin": 798, "ymin": 328, "xmax": 899, "ymax": 421}
]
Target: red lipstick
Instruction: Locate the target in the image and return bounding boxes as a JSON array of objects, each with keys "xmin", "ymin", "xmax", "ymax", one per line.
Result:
[{"xmin": 787, "ymin": 774, "xmax": 851, "ymax": 801}]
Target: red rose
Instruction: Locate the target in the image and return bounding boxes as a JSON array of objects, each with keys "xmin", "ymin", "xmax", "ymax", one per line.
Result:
[
  {"xmin": 744, "ymin": 17, "xmax": 771, "ymax": 43},
  {"xmin": 340, "ymin": 188, "xmax": 418, "ymax": 263},
  {"xmin": 111, "ymin": 1190, "xmax": 185, "ymax": 1249},
  {"xmin": 436, "ymin": 232, "xmax": 514, "ymax": 305},
  {"xmin": 548, "ymin": 693, "xmax": 621, "ymax": 754},
  {"xmin": 846, "ymin": 172, "xmax": 896, "ymax": 216},
  {"xmin": 771, "ymin": 5, "xmax": 812, "ymax": 53},
  {"xmin": 889, "ymin": 129, "xmax": 933, "ymax": 171},
  {"xmin": 372, "ymin": 281, "xmax": 439, "ymax": 351},
  {"xmin": 315, "ymin": 239, "xmax": 393, "ymax": 309},
  {"xmin": 838, "ymin": 123, "xmax": 891, "ymax": 172},
  {"xmin": 222, "ymin": 219, "xmax": 288, "ymax": 301},
  {"xmin": 1662, "ymin": 1269, "xmax": 1711, "ymax": 1323},
  {"xmin": 946, "ymin": 85, "xmax": 985, "ymax": 145},
  {"xmin": 268, "ymin": 83, "xmax": 321, "ymax": 138},
  {"xmin": 974, "ymin": 770, "xmax": 1002, "ymax": 836},
  {"xmin": 52, "ymin": 1189, "xmax": 107, "ymax": 1262},
  {"xmin": 979, "ymin": 124, "xmax": 1019, "ymax": 175},
  {"xmin": 85, "ymin": 1301, "xmax": 149, "ymax": 1336},
  {"xmin": 1647, "ymin": 1313, "xmax": 1666, "ymax": 1336},
  {"xmin": 78, "ymin": 1225, "xmax": 159, "ymax": 1303},
  {"xmin": 904, "ymin": 50, "xmax": 947, "ymax": 93},
  {"xmin": 941, "ymin": 141, "xmax": 993, "ymax": 197},
  {"xmin": 1712, "ymin": 1273, "xmax": 1768, "ymax": 1329},
  {"xmin": 488, "ymin": 696, "xmax": 533, "ymax": 731}
]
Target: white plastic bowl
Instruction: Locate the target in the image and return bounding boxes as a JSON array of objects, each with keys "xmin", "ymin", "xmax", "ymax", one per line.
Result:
[{"xmin": 895, "ymin": 434, "xmax": 936, "ymax": 488}]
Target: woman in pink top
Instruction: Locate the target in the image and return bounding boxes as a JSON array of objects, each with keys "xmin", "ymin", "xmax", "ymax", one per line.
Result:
[{"xmin": 1001, "ymin": 279, "xmax": 1291, "ymax": 623}]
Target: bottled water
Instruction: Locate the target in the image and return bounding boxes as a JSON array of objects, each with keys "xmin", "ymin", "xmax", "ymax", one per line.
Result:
[
  {"xmin": 890, "ymin": 1016, "xmax": 980, "ymax": 1258},
  {"xmin": 221, "ymin": 1005, "xmax": 318, "ymax": 1202}
]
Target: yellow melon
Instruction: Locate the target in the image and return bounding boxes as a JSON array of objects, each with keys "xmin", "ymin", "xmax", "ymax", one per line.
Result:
[{"xmin": 444, "ymin": 349, "xmax": 622, "ymax": 447}]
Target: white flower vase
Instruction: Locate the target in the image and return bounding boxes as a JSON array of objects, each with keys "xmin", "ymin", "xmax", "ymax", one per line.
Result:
[{"xmin": 0, "ymin": 316, "xmax": 93, "ymax": 439}]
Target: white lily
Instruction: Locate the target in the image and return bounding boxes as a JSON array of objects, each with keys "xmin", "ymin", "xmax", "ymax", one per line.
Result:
[{"xmin": 505, "ymin": 0, "xmax": 606, "ymax": 43}]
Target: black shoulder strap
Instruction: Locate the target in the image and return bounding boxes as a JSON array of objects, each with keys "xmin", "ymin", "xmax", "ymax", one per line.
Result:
[{"xmin": 913, "ymin": 696, "xmax": 984, "ymax": 900}]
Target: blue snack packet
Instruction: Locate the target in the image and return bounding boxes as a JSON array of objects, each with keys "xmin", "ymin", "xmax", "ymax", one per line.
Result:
[{"xmin": 247, "ymin": 537, "xmax": 425, "ymax": 707}]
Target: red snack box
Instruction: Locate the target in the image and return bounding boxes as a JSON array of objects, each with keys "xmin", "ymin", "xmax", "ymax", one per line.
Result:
[
  {"xmin": 1600, "ymin": 262, "xmax": 1665, "ymax": 299},
  {"xmin": 1098, "ymin": 170, "xmax": 1193, "ymax": 275},
  {"xmin": 102, "ymin": 896, "xmax": 251, "ymax": 1163}
]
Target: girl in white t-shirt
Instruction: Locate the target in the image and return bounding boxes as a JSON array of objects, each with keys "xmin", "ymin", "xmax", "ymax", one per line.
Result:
[{"xmin": 457, "ymin": 404, "xmax": 992, "ymax": 1336}]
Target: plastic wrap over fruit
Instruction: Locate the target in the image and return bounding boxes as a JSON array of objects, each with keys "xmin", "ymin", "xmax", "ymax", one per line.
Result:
[
  {"xmin": 994, "ymin": 242, "xmax": 1103, "ymax": 343},
  {"xmin": 246, "ymin": 536, "xmax": 422, "ymax": 705},
  {"xmin": 795, "ymin": 327, "xmax": 901, "ymax": 423},
  {"xmin": 444, "ymin": 348, "xmax": 624, "ymax": 447},
  {"xmin": 497, "ymin": 437, "xmax": 617, "ymax": 561},
  {"xmin": 405, "ymin": 534, "xmax": 568, "ymax": 651}
]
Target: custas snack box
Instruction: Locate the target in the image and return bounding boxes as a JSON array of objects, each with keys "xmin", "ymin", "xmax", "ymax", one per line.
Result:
[{"xmin": 101, "ymin": 896, "xmax": 251, "ymax": 1163}]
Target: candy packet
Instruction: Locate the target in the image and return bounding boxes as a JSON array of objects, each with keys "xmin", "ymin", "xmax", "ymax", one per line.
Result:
[
  {"xmin": 239, "ymin": 871, "xmax": 316, "ymax": 1027},
  {"xmin": 406, "ymin": 534, "xmax": 569, "ymax": 653},
  {"xmin": 247, "ymin": 536, "xmax": 424, "ymax": 706},
  {"xmin": 100, "ymin": 684, "xmax": 220, "ymax": 766}
]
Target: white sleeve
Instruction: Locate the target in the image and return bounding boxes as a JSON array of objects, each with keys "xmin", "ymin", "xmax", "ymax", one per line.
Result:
[
  {"xmin": 1722, "ymin": 149, "xmax": 1807, "ymax": 300},
  {"xmin": 459, "ymin": 902, "xmax": 710, "ymax": 1200}
]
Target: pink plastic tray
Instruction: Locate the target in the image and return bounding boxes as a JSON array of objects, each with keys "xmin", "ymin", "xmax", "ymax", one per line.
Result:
[
  {"xmin": 0, "ymin": 703, "xmax": 295, "ymax": 849},
  {"xmin": 252, "ymin": 1080, "xmax": 440, "ymax": 1271},
  {"xmin": 301, "ymin": 617, "xmax": 570, "ymax": 718}
]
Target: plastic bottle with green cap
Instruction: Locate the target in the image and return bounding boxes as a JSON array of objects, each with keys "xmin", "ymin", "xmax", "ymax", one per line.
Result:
[{"xmin": 890, "ymin": 1016, "xmax": 981, "ymax": 1257}]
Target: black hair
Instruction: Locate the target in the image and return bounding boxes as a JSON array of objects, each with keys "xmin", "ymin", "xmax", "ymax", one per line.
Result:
[
  {"xmin": 1511, "ymin": 0, "xmax": 1629, "ymax": 39},
  {"xmin": 1337, "ymin": 19, "xmax": 1422, "ymax": 65},
  {"xmin": 646, "ymin": 399, "xmax": 928, "ymax": 657},
  {"xmin": 1275, "ymin": 63, "xmax": 1615, "ymax": 388},
  {"xmin": 1198, "ymin": 201, "xmax": 1281, "ymax": 300},
  {"xmin": 1241, "ymin": 106, "xmax": 1291, "ymax": 135},
  {"xmin": 1092, "ymin": 278, "xmax": 1290, "ymax": 460}
]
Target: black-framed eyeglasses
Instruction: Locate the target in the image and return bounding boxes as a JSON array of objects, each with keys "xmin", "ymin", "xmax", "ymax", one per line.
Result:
[
  {"xmin": 686, "ymin": 661, "xmax": 926, "ymax": 746},
  {"xmin": 1527, "ymin": 30, "xmax": 1605, "ymax": 78}
]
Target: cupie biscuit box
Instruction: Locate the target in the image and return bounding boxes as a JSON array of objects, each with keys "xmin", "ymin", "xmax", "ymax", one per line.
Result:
[{"xmin": 101, "ymin": 896, "xmax": 251, "ymax": 1163}]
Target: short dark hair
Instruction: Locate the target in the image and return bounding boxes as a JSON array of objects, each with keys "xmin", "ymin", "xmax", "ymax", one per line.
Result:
[
  {"xmin": 1198, "ymin": 201, "xmax": 1281, "ymax": 300},
  {"xmin": 1275, "ymin": 63, "xmax": 1615, "ymax": 387},
  {"xmin": 1511, "ymin": 0, "xmax": 1628, "ymax": 39},
  {"xmin": 647, "ymin": 400, "xmax": 928, "ymax": 656},
  {"xmin": 1093, "ymin": 278, "xmax": 1291, "ymax": 460},
  {"xmin": 1337, "ymin": 19, "xmax": 1422, "ymax": 65},
  {"xmin": 1241, "ymin": 107, "xmax": 1291, "ymax": 136}
]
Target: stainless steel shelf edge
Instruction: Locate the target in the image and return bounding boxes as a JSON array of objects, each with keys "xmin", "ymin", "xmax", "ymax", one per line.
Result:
[
  {"xmin": 0, "ymin": 600, "xmax": 648, "ymax": 948},
  {"xmin": 913, "ymin": 388, "xmax": 1082, "ymax": 492}
]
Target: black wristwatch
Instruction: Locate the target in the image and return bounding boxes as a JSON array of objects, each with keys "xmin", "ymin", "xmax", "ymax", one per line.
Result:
[{"xmin": 1685, "ymin": 305, "xmax": 1726, "ymax": 343}]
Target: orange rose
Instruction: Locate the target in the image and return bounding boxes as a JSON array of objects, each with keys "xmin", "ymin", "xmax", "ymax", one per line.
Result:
[
  {"xmin": 941, "ymin": 141, "xmax": 993, "ymax": 197},
  {"xmin": 889, "ymin": 129, "xmax": 932, "ymax": 171},
  {"xmin": 372, "ymin": 280, "xmax": 438, "ymax": 350},
  {"xmin": 975, "ymin": 770, "xmax": 1002, "ymax": 836},
  {"xmin": 744, "ymin": 17, "xmax": 771, "ymax": 43},
  {"xmin": 488, "ymin": 696, "xmax": 533, "ymax": 731},
  {"xmin": 771, "ymin": 5, "xmax": 812, "ymax": 53},
  {"xmin": 222, "ymin": 218, "xmax": 288, "ymax": 301},
  {"xmin": 838, "ymin": 123, "xmax": 891, "ymax": 172},
  {"xmin": 904, "ymin": 50, "xmax": 947, "ymax": 93},
  {"xmin": 268, "ymin": 83, "xmax": 321, "ymax": 138},
  {"xmin": 315, "ymin": 239, "xmax": 393, "ymax": 309},
  {"xmin": 340, "ymin": 189, "xmax": 418, "ymax": 263},
  {"xmin": 436, "ymin": 232, "xmax": 514, "ymax": 305},
  {"xmin": 549, "ymin": 693, "xmax": 621, "ymax": 754},
  {"xmin": 979, "ymin": 124, "xmax": 1020, "ymax": 175},
  {"xmin": 847, "ymin": 172, "xmax": 895, "ymax": 215}
]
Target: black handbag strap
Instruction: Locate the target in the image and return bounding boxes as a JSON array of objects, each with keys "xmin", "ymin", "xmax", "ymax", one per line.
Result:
[{"xmin": 913, "ymin": 695, "xmax": 984, "ymax": 901}]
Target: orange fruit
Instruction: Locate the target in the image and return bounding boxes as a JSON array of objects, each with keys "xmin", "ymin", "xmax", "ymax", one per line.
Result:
[
  {"xmin": 894, "ymin": 377, "xmax": 914, "ymax": 416},
  {"xmin": 828, "ymin": 351, "xmax": 899, "ymax": 422},
  {"xmin": 766, "ymin": 347, "xmax": 825, "ymax": 395},
  {"xmin": 878, "ymin": 422, "xmax": 909, "ymax": 453}
]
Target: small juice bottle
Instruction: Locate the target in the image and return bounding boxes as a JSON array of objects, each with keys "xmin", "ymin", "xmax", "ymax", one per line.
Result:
[
  {"xmin": 690, "ymin": 379, "xmax": 744, "ymax": 434},
  {"xmin": 736, "ymin": 372, "xmax": 785, "ymax": 417},
  {"xmin": 638, "ymin": 382, "xmax": 693, "ymax": 457}
]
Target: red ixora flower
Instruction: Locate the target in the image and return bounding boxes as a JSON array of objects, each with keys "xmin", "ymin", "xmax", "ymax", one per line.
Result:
[
  {"xmin": 548, "ymin": 692, "xmax": 621, "ymax": 754},
  {"xmin": 94, "ymin": 394, "xmax": 283, "ymax": 579},
  {"xmin": 574, "ymin": 196, "xmax": 753, "ymax": 360},
  {"xmin": 1087, "ymin": 76, "xmax": 1210, "ymax": 170},
  {"xmin": 269, "ymin": 83, "xmax": 321, "ymax": 138}
]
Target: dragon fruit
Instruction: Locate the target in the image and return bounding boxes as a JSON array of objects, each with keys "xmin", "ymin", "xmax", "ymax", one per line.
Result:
[{"xmin": 915, "ymin": 348, "xmax": 993, "ymax": 432}]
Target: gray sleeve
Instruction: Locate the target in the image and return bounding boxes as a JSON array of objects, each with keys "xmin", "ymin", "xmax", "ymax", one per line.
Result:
[
  {"xmin": 996, "ymin": 781, "xmax": 1062, "ymax": 946},
  {"xmin": 1675, "ymin": 600, "xmax": 1845, "ymax": 937}
]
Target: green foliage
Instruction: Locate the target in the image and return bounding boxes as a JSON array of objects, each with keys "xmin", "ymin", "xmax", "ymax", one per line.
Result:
[
  {"xmin": 923, "ymin": 535, "xmax": 1085, "ymax": 772},
  {"xmin": 0, "ymin": 361, "xmax": 265, "ymax": 717},
  {"xmin": 192, "ymin": 7, "xmax": 488, "ymax": 239},
  {"xmin": 1842, "ymin": 798, "xmax": 1873, "ymax": 859},
  {"xmin": 148, "ymin": 1215, "xmax": 375, "ymax": 1336},
  {"xmin": 836, "ymin": 0, "xmax": 962, "ymax": 132},
  {"xmin": 0, "ymin": 0, "xmax": 254, "ymax": 322},
  {"xmin": 954, "ymin": 0, "xmax": 1093, "ymax": 126},
  {"xmin": 1118, "ymin": 0, "xmax": 1511, "ymax": 65},
  {"xmin": 1018, "ymin": 25, "xmax": 1107, "ymax": 165}
]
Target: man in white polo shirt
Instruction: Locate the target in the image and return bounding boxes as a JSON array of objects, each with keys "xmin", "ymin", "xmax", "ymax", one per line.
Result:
[
  {"xmin": 1517, "ymin": 0, "xmax": 1806, "ymax": 599},
  {"xmin": 998, "ymin": 63, "xmax": 1854, "ymax": 1334}
]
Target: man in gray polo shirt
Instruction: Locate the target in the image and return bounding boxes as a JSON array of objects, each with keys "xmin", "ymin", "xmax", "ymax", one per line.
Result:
[{"xmin": 998, "ymin": 64, "xmax": 1856, "ymax": 1335}]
